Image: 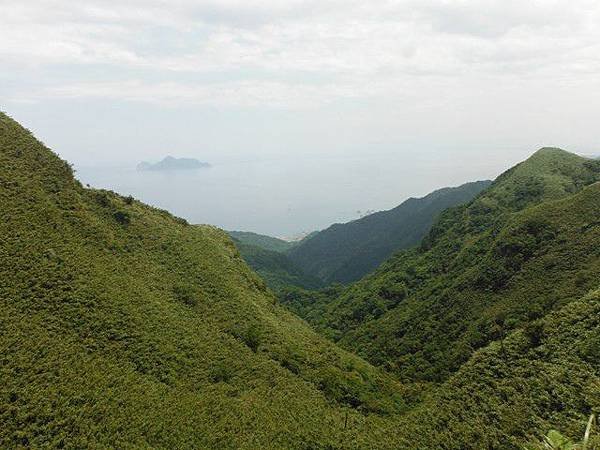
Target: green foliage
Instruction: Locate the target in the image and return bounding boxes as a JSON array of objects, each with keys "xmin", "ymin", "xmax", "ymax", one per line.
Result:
[
  {"xmin": 0, "ymin": 111, "xmax": 415, "ymax": 449},
  {"xmin": 525, "ymin": 414, "xmax": 597, "ymax": 449},
  {"xmin": 287, "ymin": 180, "xmax": 491, "ymax": 284},
  {"xmin": 113, "ymin": 209, "xmax": 131, "ymax": 225},
  {"xmin": 2, "ymin": 112, "xmax": 600, "ymax": 449},
  {"xmin": 233, "ymin": 240, "xmax": 324, "ymax": 291},
  {"xmin": 393, "ymin": 289, "xmax": 600, "ymax": 449},
  {"xmin": 173, "ymin": 282, "xmax": 199, "ymax": 306},
  {"xmin": 238, "ymin": 323, "xmax": 262, "ymax": 352},
  {"xmin": 285, "ymin": 147, "xmax": 600, "ymax": 385}
]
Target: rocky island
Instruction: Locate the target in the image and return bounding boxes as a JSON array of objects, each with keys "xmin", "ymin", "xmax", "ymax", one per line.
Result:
[{"xmin": 137, "ymin": 156, "xmax": 211, "ymax": 171}]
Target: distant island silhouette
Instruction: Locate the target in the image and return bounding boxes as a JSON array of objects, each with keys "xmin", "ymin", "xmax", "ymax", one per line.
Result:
[{"xmin": 137, "ymin": 156, "xmax": 211, "ymax": 171}]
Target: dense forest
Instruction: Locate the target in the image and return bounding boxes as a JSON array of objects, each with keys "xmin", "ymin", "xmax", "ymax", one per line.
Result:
[{"xmin": 1, "ymin": 111, "xmax": 599, "ymax": 449}]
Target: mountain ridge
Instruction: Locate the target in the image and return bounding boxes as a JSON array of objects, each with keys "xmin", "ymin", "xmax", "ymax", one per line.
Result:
[
  {"xmin": 288, "ymin": 180, "xmax": 492, "ymax": 284},
  {"xmin": 282, "ymin": 147, "xmax": 600, "ymax": 382},
  {"xmin": 2, "ymin": 111, "xmax": 600, "ymax": 448}
]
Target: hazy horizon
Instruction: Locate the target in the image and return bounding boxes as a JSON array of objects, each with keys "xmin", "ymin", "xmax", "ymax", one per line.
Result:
[
  {"xmin": 73, "ymin": 147, "xmax": 535, "ymax": 238},
  {"xmin": 3, "ymin": 0, "xmax": 600, "ymax": 235}
]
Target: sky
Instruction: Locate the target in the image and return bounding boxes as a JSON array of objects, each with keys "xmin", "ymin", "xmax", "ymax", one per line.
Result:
[{"xmin": 2, "ymin": 0, "xmax": 600, "ymax": 169}]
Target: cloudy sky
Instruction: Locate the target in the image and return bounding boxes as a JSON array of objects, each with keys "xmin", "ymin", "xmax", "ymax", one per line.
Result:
[{"xmin": 2, "ymin": 0, "xmax": 600, "ymax": 167}]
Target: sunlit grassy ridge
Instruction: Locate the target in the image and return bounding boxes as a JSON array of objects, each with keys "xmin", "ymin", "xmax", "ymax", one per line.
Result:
[{"xmin": 0, "ymin": 112, "xmax": 414, "ymax": 449}]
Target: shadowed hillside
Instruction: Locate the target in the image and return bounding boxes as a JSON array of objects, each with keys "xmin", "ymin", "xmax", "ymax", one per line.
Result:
[
  {"xmin": 233, "ymin": 240, "xmax": 323, "ymax": 291},
  {"xmin": 287, "ymin": 180, "xmax": 491, "ymax": 284}
]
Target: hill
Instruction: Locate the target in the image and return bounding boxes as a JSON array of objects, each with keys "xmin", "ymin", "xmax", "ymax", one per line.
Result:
[
  {"xmin": 3, "ymin": 113, "xmax": 600, "ymax": 449},
  {"xmin": 287, "ymin": 180, "xmax": 492, "ymax": 284},
  {"xmin": 233, "ymin": 240, "xmax": 323, "ymax": 291},
  {"xmin": 0, "ymin": 112, "xmax": 416, "ymax": 448},
  {"xmin": 395, "ymin": 286, "xmax": 600, "ymax": 448},
  {"xmin": 282, "ymin": 148, "xmax": 600, "ymax": 382},
  {"xmin": 228, "ymin": 230, "xmax": 295, "ymax": 253}
]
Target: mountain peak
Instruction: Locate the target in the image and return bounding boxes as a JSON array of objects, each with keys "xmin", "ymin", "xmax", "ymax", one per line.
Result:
[
  {"xmin": 484, "ymin": 147, "xmax": 600, "ymax": 211},
  {"xmin": 525, "ymin": 147, "xmax": 586, "ymax": 164}
]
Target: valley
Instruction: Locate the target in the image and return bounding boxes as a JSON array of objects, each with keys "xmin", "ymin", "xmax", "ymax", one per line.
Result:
[{"xmin": 1, "ymin": 112, "xmax": 599, "ymax": 449}]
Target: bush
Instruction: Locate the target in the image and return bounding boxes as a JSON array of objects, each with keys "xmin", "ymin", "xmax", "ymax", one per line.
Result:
[
  {"xmin": 113, "ymin": 210, "xmax": 130, "ymax": 225},
  {"xmin": 172, "ymin": 283, "xmax": 198, "ymax": 307},
  {"xmin": 241, "ymin": 324, "xmax": 262, "ymax": 352}
]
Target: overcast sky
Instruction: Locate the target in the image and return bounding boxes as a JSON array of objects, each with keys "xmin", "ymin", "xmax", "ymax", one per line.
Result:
[{"xmin": 2, "ymin": 0, "xmax": 600, "ymax": 167}]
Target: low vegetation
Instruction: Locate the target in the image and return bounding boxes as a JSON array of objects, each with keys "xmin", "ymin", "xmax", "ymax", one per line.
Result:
[
  {"xmin": 0, "ymin": 112, "xmax": 414, "ymax": 449},
  {"xmin": 2, "ymin": 111, "xmax": 599, "ymax": 449}
]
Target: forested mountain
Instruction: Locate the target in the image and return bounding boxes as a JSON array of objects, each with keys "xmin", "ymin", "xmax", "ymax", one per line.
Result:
[
  {"xmin": 287, "ymin": 180, "xmax": 491, "ymax": 284},
  {"xmin": 0, "ymin": 112, "xmax": 413, "ymax": 448},
  {"xmin": 395, "ymin": 286, "xmax": 600, "ymax": 448},
  {"xmin": 2, "ymin": 111, "xmax": 599, "ymax": 449},
  {"xmin": 282, "ymin": 148, "xmax": 600, "ymax": 383}
]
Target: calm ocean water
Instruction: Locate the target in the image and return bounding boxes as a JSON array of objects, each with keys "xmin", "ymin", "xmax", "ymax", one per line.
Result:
[{"xmin": 75, "ymin": 154, "xmax": 501, "ymax": 238}]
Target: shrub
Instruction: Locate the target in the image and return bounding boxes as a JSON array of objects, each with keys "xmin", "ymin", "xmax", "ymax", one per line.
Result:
[
  {"xmin": 241, "ymin": 324, "xmax": 262, "ymax": 352},
  {"xmin": 113, "ymin": 210, "xmax": 130, "ymax": 225},
  {"xmin": 172, "ymin": 283, "xmax": 198, "ymax": 307}
]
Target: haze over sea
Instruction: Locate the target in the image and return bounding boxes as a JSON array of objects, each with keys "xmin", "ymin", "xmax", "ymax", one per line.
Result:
[{"xmin": 76, "ymin": 151, "xmax": 514, "ymax": 238}]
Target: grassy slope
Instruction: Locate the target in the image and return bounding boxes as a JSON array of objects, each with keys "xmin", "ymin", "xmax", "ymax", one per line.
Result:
[
  {"xmin": 288, "ymin": 180, "xmax": 491, "ymax": 284},
  {"xmin": 394, "ymin": 287, "xmax": 600, "ymax": 449},
  {"xmin": 0, "ymin": 112, "xmax": 416, "ymax": 449},
  {"xmin": 282, "ymin": 149, "xmax": 600, "ymax": 382}
]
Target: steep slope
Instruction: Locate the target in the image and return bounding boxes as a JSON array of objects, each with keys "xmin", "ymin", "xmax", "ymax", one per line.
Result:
[
  {"xmin": 282, "ymin": 149, "xmax": 600, "ymax": 383},
  {"xmin": 394, "ymin": 287, "xmax": 600, "ymax": 449},
  {"xmin": 228, "ymin": 230, "xmax": 295, "ymax": 253},
  {"xmin": 288, "ymin": 180, "xmax": 491, "ymax": 284},
  {"xmin": 0, "ymin": 112, "xmax": 415, "ymax": 448},
  {"xmin": 233, "ymin": 240, "xmax": 323, "ymax": 291}
]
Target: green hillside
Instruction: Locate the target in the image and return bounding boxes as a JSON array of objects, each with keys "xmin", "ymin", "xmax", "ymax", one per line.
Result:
[
  {"xmin": 233, "ymin": 240, "xmax": 323, "ymax": 291},
  {"xmin": 2, "ymin": 111, "xmax": 600, "ymax": 449},
  {"xmin": 287, "ymin": 180, "xmax": 491, "ymax": 284},
  {"xmin": 0, "ymin": 112, "xmax": 415, "ymax": 448},
  {"xmin": 228, "ymin": 230, "xmax": 295, "ymax": 253},
  {"xmin": 395, "ymin": 287, "xmax": 600, "ymax": 449},
  {"xmin": 282, "ymin": 148, "xmax": 600, "ymax": 382}
]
